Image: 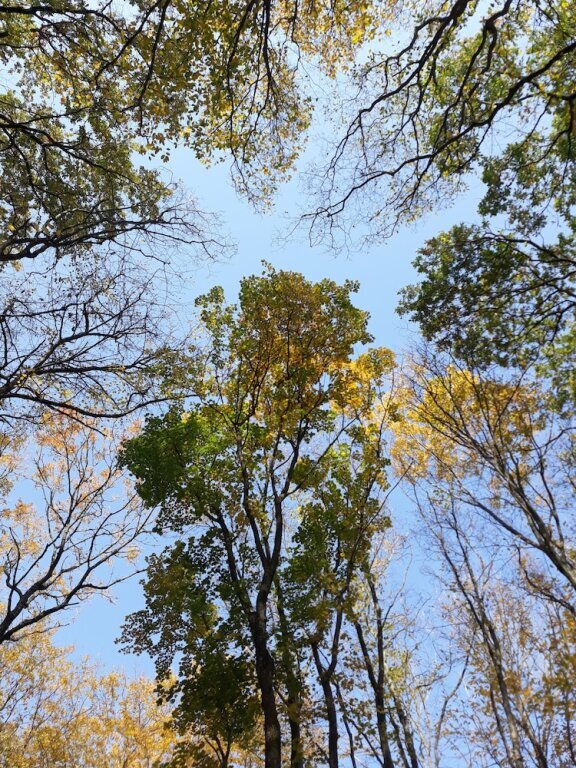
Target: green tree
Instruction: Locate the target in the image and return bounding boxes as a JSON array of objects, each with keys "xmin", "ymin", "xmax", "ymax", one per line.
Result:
[
  {"xmin": 397, "ymin": 144, "xmax": 576, "ymax": 411},
  {"xmin": 120, "ymin": 267, "xmax": 394, "ymax": 768},
  {"xmin": 282, "ymin": 382, "xmax": 392, "ymax": 768}
]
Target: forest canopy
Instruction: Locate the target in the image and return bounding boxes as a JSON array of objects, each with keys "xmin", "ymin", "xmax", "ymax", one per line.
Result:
[{"xmin": 0, "ymin": 1, "xmax": 575, "ymax": 767}]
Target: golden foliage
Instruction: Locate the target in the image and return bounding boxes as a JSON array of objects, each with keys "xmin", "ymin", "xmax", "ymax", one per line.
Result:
[
  {"xmin": 390, "ymin": 364, "xmax": 545, "ymax": 482},
  {"xmin": 0, "ymin": 630, "xmax": 177, "ymax": 768}
]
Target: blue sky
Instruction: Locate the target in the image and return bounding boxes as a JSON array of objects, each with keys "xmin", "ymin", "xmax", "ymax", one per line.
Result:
[{"xmin": 57, "ymin": 131, "xmax": 485, "ymax": 676}]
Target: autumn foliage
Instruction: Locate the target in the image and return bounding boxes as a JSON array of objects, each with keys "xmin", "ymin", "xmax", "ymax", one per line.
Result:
[{"xmin": 0, "ymin": 1, "xmax": 575, "ymax": 767}]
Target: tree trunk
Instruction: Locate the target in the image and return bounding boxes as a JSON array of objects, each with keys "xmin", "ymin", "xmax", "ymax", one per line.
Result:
[
  {"xmin": 312, "ymin": 642, "xmax": 339, "ymax": 768},
  {"xmin": 375, "ymin": 688, "xmax": 395, "ymax": 768},
  {"xmin": 288, "ymin": 709, "xmax": 304, "ymax": 768},
  {"xmin": 253, "ymin": 594, "xmax": 282, "ymax": 768},
  {"xmin": 276, "ymin": 577, "xmax": 304, "ymax": 768}
]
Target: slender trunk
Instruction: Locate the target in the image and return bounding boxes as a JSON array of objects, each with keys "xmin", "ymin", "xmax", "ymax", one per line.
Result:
[
  {"xmin": 355, "ymin": 570, "xmax": 421, "ymax": 768},
  {"xmin": 335, "ymin": 679, "xmax": 359, "ymax": 768},
  {"xmin": 386, "ymin": 678, "xmax": 419, "ymax": 768},
  {"xmin": 288, "ymin": 708, "xmax": 304, "ymax": 768},
  {"xmin": 354, "ymin": 619, "xmax": 395, "ymax": 768},
  {"xmin": 444, "ymin": 528, "xmax": 525, "ymax": 768},
  {"xmin": 218, "ymin": 514, "xmax": 281, "ymax": 765},
  {"xmin": 276, "ymin": 577, "xmax": 304, "ymax": 768},
  {"xmin": 375, "ymin": 688, "xmax": 395, "ymax": 768},
  {"xmin": 312, "ymin": 642, "xmax": 339, "ymax": 768},
  {"xmin": 253, "ymin": 593, "xmax": 282, "ymax": 768}
]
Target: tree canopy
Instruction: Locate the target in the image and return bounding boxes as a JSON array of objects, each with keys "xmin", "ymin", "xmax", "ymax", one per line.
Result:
[
  {"xmin": 1, "ymin": 4, "xmax": 576, "ymax": 768},
  {"xmin": 0, "ymin": 628, "xmax": 178, "ymax": 767},
  {"xmin": 0, "ymin": 0, "xmax": 385, "ymax": 266},
  {"xmin": 120, "ymin": 268, "xmax": 396, "ymax": 768},
  {"xmin": 310, "ymin": 0, "xmax": 576, "ymax": 238}
]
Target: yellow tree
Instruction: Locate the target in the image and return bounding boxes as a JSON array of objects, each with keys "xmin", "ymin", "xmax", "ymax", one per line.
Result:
[
  {"xmin": 0, "ymin": 412, "xmax": 153, "ymax": 644},
  {"xmin": 389, "ymin": 350, "xmax": 576, "ymax": 766},
  {"xmin": 427, "ymin": 506, "xmax": 576, "ymax": 768},
  {"xmin": 0, "ymin": 628, "xmax": 178, "ymax": 767},
  {"xmin": 0, "ymin": 0, "xmax": 390, "ymax": 266},
  {"xmin": 391, "ymin": 353, "xmax": 576, "ymax": 611}
]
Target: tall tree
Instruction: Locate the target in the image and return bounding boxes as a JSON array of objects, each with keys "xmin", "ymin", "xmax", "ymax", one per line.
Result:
[
  {"xmin": 307, "ymin": 0, "xmax": 575, "ymax": 406},
  {"xmin": 391, "ymin": 353, "xmax": 576, "ymax": 613},
  {"xmin": 1, "ymin": 0, "xmax": 389, "ymax": 430},
  {"xmin": 120, "ymin": 267, "xmax": 394, "ymax": 768},
  {"xmin": 1, "ymin": 0, "xmax": 385, "ymax": 265},
  {"xmin": 282, "ymin": 393, "xmax": 393, "ymax": 768},
  {"xmin": 397, "ymin": 141, "xmax": 576, "ymax": 411},
  {"xmin": 415, "ymin": 498, "xmax": 576, "ymax": 768}
]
